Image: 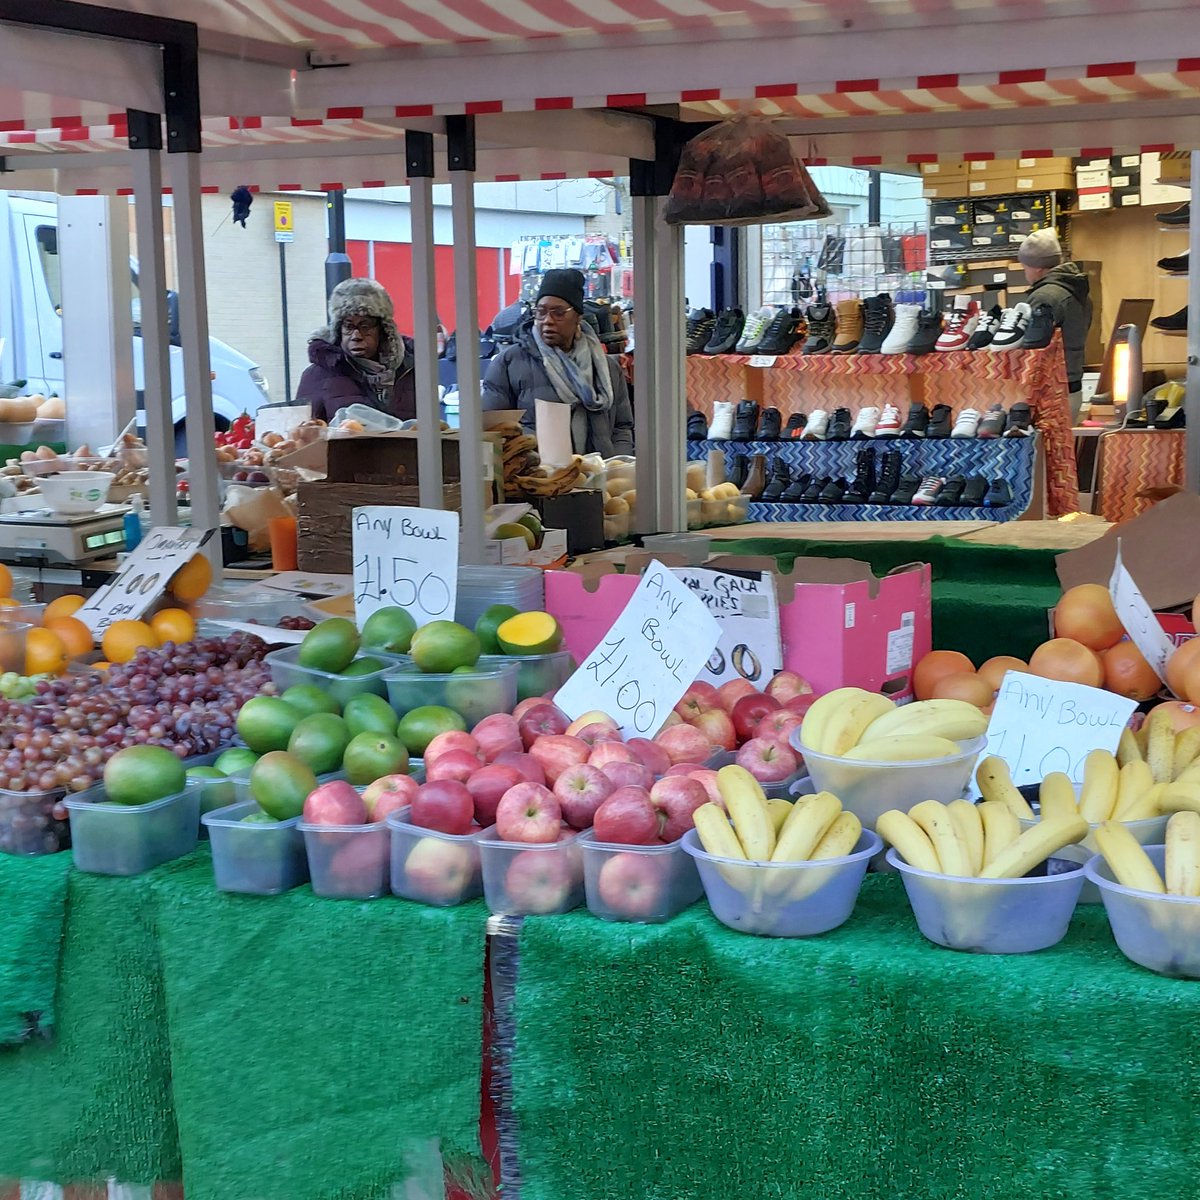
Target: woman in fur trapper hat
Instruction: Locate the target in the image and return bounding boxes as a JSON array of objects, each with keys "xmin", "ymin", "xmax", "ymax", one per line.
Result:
[{"xmin": 294, "ymin": 278, "xmax": 416, "ymax": 421}]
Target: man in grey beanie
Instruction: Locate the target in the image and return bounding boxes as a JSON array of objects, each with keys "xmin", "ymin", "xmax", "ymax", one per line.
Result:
[{"xmin": 1019, "ymin": 229, "xmax": 1093, "ymax": 422}]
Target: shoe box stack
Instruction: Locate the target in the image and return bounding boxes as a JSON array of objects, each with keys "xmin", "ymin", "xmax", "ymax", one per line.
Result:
[
  {"xmin": 929, "ymin": 193, "xmax": 1055, "ymax": 263},
  {"xmin": 920, "ymin": 158, "xmax": 1075, "ymax": 200}
]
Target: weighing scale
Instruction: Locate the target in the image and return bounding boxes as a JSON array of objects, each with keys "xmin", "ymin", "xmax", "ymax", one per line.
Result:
[{"xmin": 0, "ymin": 504, "xmax": 130, "ymax": 565}]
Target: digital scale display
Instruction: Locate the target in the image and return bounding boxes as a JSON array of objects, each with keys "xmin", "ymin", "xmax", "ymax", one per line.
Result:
[{"xmin": 84, "ymin": 530, "xmax": 126, "ymax": 550}]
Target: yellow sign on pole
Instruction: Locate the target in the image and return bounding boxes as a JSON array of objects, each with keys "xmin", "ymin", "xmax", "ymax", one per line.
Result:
[{"xmin": 274, "ymin": 201, "xmax": 294, "ymax": 243}]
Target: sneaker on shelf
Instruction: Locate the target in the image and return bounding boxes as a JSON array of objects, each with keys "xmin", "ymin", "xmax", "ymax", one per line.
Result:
[
  {"xmin": 756, "ymin": 406, "xmax": 783, "ymax": 440},
  {"xmin": 825, "ymin": 408, "xmax": 853, "ymax": 440},
  {"xmin": 867, "ymin": 449, "xmax": 902, "ymax": 503},
  {"xmin": 1002, "ymin": 401, "xmax": 1035, "ymax": 437},
  {"xmin": 703, "ymin": 307, "xmax": 746, "ymax": 355},
  {"xmin": 780, "ymin": 469, "xmax": 814, "ymax": 502},
  {"xmin": 1158, "ymin": 251, "xmax": 1189, "ymax": 275},
  {"xmin": 801, "ymin": 302, "xmax": 837, "ymax": 354},
  {"xmin": 961, "ymin": 475, "xmax": 989, "ymax": 505},
  {"xmin": 784, "ymin": 412, "xmax": 808, "ymax": 438},
  {"xmin": 899, "ymin": 403, "xmax": 930, "ymax": 439},
  {"xmin": 685, "ymin": 307, "xmax": 716, "ymax": 354},
  {"xmin": 707, "ymin": 400, "xmax": 735, "ymax": 440},
  {"xmin": 890, "ymin": 474, "xmax": 922, "ymax": 505},
  {"xmin": 844, "ymin": 446, "xmax": 877, "ymax": 502},
  {"xmin": 976, "ymin": 403, "xmax": 1007, "ymax": 438},
  {"xmin": 984, "ymin": 478, "xmax": 1014, "ymax": 507},
  {"xmin": 818, "ymin": 477, "xmax": 849, "ymax": 503},
  {"xmin": 757, "ymin": 306, "xmax": 805, "ymax": 355},
  {"xmin": 830, "ymin": 299, "xmax": 864, "ymax": 354},
  {"xmin": 912, "ymin": 476, "xmax": 945, "ymax": 506},
  {"xmin": 988, "ymin": 303, "xmax": 1031, "ymax": 350},
  {"xmin": 801, "ymin": 409, "xmax": 830, "ymax": 440},
  {"xmin": 735, "ymin": 306, "xmax": 775, "ymax": 354},
  {"xmin": 875, "ymin": 403, "xmax": 903, "ymax": 437},
  {"xmin": 880, "ymin": 303, "xmax": 922, "ymax": 354},
  {"xmin": 759, "ymin": 458, "xmax": 793, "ymax": 501},
  {"xmin": 1158, "ymin": 202, "xmax": 1190, "ymax": 227},
  {"xmin": 905, "ymin": 309, "xmax": 944, "ymax": 356},
  {"xmin": 799, "ymin": 475, "xmax": 829, "ymax": 503},
  {"xmin": 950, "ymin": 407, "xmax": 981, "ymax": 438},
  {"xmin": 925, "ymin": 404, "xmax": 954, "ymax": 438},
  {"xmin": 730, "ymin": 399, "xmax": 760, "ymax": 441},
  {"xmin": 855, "ymin": 294, "xmax": 896, "ymax": 354},
  {"xmin": 1155, "ymin": 402, "xmax": 1186, "ymax": 429},
  {"xmin": 965, "ymin": 305, "xmax": 1003, "ymax": 350},
  {"xmin": 850, "ymin": 406, "xmax": 881, "ymax": 439},
  {"xmin": 935, "ymin": 297, "xmax": 980, "ymax": 351},
  {"xmin": 933, "ymin": 475, "xmax": 967, "ymax": 506},
  {"xmin": 1150, "ymin": 305, "xmax": 1189, "ymax": 333},
  {"xmin": 1020, "ymin": 303, "xmax": 1056, "ymax": 350},
  {"xmin": 687, "ymin": 410, "xmax": 710, "ymax": 440}
]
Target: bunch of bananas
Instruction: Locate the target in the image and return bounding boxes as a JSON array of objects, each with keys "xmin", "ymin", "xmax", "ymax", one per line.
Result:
[
  {"xmin": 1096, "ymin": 812, "xmax": 1200, "ymax": 897},
  {"xmin": 799, "ymin": 687, "xmax": 988, "ymax": 762},
  {"xmin": 512, "ymin": 460, "xmax": 585, "ymax": 498},
  {"xmin": 1120, "ymin": 708, "xmax": 1200, "ymax": 805}
]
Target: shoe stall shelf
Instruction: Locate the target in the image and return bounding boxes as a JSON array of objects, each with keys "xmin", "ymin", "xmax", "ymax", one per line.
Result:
[
  {"xmin": 1093, "ymin": 428, "xmax": 1187, "ymax": 523},
  {"xmin": 685, "ymin": 335, "xmax": 1078, "ymax": 517}
]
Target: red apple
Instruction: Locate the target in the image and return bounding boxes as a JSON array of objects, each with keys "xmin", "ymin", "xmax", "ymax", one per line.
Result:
[
  {"xmin": 403, "ymin": 837, "xmax": 478, "ymax": 904},
  {"xmin": 654, "ymin": 723, "xmax": 714, "ymax": 766},
  {"xmin": 674, "ymin": 681, "xmax": 722, "ymax": 721},
  {"xmin": 426, "ymin": 748, "xmax": 486, "ymax": 785},
  {"xmin": 493, "ymin": 750, "xmax": 546, "ymax": 786},
  {"xmin": 565, "ymin": 710, "xmax": 619, "ymax": 738},
  {"xmin": 731, "ymin": 692, "xmax": 781, "ymax": 742},
  {"xmin": 599, "ymin": 760, "xmax": 655, "ymax": 791},
  {"xmin": 626, "ymin": 737, "xmax": 671, "ymax": 777},
  {"xmin": 664, "ymin": 761, "xmax": 707, "ymax": 775},
  {"xmin": 765, "ymin": 670, "xmax": 814, "ymax": 705},
  {"xmin": 596, "ymin": 851, "xmax": 668, "ymax": 920},
  {"xmin": 423, "ymin": 730, "xmax": 481, "ymax": 766},
  {"xmin": 690, "ymin": 707, "xmax": 736, "ymax": 752},
  {"xmin": 553, "ymin": 763, "xmax": 615, "ymax": 830},
  {"xmin": 322, "ymin": 828, "xmax": 389, "ymax": 895},
  {"xmin": 411, "ymin": 780, "xmax": 475, "ymax": 835},
  {"xmin": 303, "ymin": 779, "xmax": 368, "ymax": 826},
  {"xmin": 495, "ymin": 782, "xmax": 561, "ymax": 843},
  {"xmin": 784, "ymin": 693, "xmax": 818, "ymax": 718},
  {"xmin": 361, "ymin": 773, "xmax": 419, "ymax": 821},
  {"xmin": 470, "ymin": 713, "xmax": 523, "ymax": 762},
  {"xmin": 685, "ymin": 767, "xmax": 724, "ymax": 808},
  {"xmin": 593, "ymin": 786, "xmax": 661, "ymax": 845},
  {"xmin": 650, "ymin": 775, "xmax": 708, "ymax": 841},
  {"xmin": 588, "ymin": 740, "xmax": 638, "ymax": 769},
  {"xmin": 756, "ymin": 709, "xmax": 804, "ymax": 746},
  {"xmin": 572, "ymin": 722, "xmax": 623, "ymax": 748},
  {"xmin": 504, "ymin": 848, "xmax": 575, "ymax": 914},
  {"xmin": 518, "ymin": 703, "xmax": 570, "ymax": 749},
  {"xmin": 718, "ymin": 678, "xmax": 759, "ymax": 712},
  {"xmin": 527, "ymin": 734, "xmax": 590, "ymax": 785},
  {"xmin": 465, "ymin": 763, "xmax": 523, "ymax": 827},
  {"xmin": 512, "ymin": 695, "xmax": 556, "ymax": 722},
  {"xmin": 736, "ymin": 736, "xmax": 799, "ymax": 783}
]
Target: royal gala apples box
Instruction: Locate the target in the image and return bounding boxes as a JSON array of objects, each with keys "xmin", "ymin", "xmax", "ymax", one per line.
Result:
[
  {"xmin": 484, "ymin": 527, "xmax": 568, "ymax": 568},
  {"xmin": 544, "ymin": 554, "xmax": 931, "ymax": 698}
]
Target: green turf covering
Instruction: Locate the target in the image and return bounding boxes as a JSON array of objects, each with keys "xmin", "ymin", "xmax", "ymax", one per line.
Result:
[{"xmin": 512, "ymin": 875, "xmax": 1200, "ymax": 1200}]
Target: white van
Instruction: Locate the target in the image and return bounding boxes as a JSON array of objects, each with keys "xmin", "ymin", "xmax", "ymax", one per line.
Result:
[{"xmin": 0, "ymin": 194, "xmax": 269, "ymax": 443}]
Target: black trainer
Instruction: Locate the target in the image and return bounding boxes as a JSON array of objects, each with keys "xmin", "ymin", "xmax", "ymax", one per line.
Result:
[
  {"xmin": 844, "ymin": 446, "xmax": 877, "ymax": 502},
  {"xmin": 756, "ymin": 306, "xmax": 804, "ymax": 355},
  {"xmin": 800, "ymin": 475, "xmax": 829, "ymax": 503},
  {"xmin": 1158, "ymin": 251, "xmax": 1189, "ymax": 274},
  {"xmin": 685, "ymin": 307, "xmax": 715, "ymax": 354},
  {"xmin": 933, "ymin": 475, "xmax": 966, "ymax": 506},
  {"xmin": 905, "ymin": 309, "xmax": 943, "ymax": 356},
  {"xmin": 1021, "ymin": 303, "xmax": 1056, "ymax": 350},
  {"xmin": 756, "ymin": 407, "xmax": 783, "ymax": 440},
  {"xmin": 825, "ymin": 407, "xmax": 853, "ymax": 440},
  {"xmin": 961, "ymin": 475, "xmax": 988, "ymax": 505},
  {"xmin": 926, "ymin": 404, "xmax": 954, "ymax": 438},
  {"xmin": 784, "ymin": 412, "xmax": 807, "ymax": 438},
  {"xmin": 802, "ymin": 302, "xmax": 837, "ymax": 353},
  {"xmin": 965, "ymin": 305, "xmax": 1003, "ymax": 350},
  {"xmin": 1003, "ymin": 401, "xmax": 1035, "ymax": 437},
  {"xmin": 759, "ymin": 458, "xmax": 792, "ymax": 501},
  {"xmin": 703, "ymin": 307, "xmax": 745, "ymax": 355},
  {"xmin": 984, "ymin": 478, "xmax": 1014, "ymax": 507},
  {"xmin": 780, "ymin": 469, "xmax": 813, "ymax": 502},
  {"xmin": 890, "ymin": 474, "xmax": 921, "ymax": 504},
  {"xmin": 900, "ymin": 403, "xmax": 930, "ymax": 439},
  {"xmin": 855, "ymin": 294, "xmax": 895, "ymax": 355},
  {"xmin": 1158, "ymin": 202, "xmax": 1190, "ymax": 227},
  {"xmin": 867, "ymin": 449, "xmax": 902, "ymax": 503},
  {"xmin": 728, "ymin": 454, "xmax": 750, "ymax": 489},
  {"xmin": 1151, "ymin": 305, "xmax": 1189, "ymax": 332},
  {"xmin": 818, "ymin": 477, "xmax": 848, "ymax": 503},
  {"xmin": 687, "ymin": 411, "xmax": 709, "ymax": 440},
  {"xmin": 730, "ymin": 400, "xmax": 759, "ymax": 440}
]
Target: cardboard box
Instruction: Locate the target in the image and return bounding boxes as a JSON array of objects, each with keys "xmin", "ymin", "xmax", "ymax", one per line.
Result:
[
  {"xmin": 325, "ymin": 430, "xmax": 502, "ymax": 488},
  {"xmin": 923, "ymin": 181, "xmax": 970, "ymax": 200},
  {"xmin": 919, "ymin": 161, "xmax": 965, "ymax": 177},
  {"xmin": 1144, "ymin": 151, "xmax": 1190, "ymax": 202},
  {"xmin": 930, "ymin": 198, "xmax": 973, "ymax": 226},
  {"xmin": 968, "ymin": 174, "xmax": 1017, "ymax": 196},
  {"xmin": 1077, "ymin": 191, "xmax": 1113, "ymax": 212},
  {"xmin": 1113, "ymin": 187, "xmax": 1142, "ymax": 207},
  {"xmin": 484, "ymin": 527, "xmax": 568, "ymax": 567},
  {"xmin": 929, "ymin": 228, "xmax": 972, "ymax": 253},
  {"xmin": 531, "ymin": 490, "xmax": 604, "ymax": 554}
]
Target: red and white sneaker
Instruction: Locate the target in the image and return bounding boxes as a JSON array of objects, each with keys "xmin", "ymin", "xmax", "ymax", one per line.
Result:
[
  {"xmin": 936, "ymin": 298, "xmax": 980, "ymax": 351},
  {"xmin": 912, "ymin": 476, "xmax": 945, "ymax": 505},
  {"xmin": 875, "ymin": 403, "xmax": 902, "ymax": 437}
]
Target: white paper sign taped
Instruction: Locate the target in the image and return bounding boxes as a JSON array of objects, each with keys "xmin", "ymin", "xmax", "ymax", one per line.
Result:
[
  {"xmin": 1109, "ymin": 540, "xmax": 1177, "ymax": 690},
  {"xmin": 352, "ymin": 506, "xmax": 459, "ymax": 628}
]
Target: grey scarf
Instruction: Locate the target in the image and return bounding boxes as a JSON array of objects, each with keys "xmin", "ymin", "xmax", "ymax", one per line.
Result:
[
  {"xmin": 349, "ymin": 352, "xmax": 398, "ymax": 408},
  {"xmin": 533, "ymin": 324, "xmax": 614, "ymax": 414}
]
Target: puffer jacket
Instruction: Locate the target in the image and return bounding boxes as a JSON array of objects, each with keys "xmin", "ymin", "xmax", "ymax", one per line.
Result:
[
  {"xmin": 1026, "ymin": 262, "xmax": 1092, "ymax": 390},
  {"xmin": 481, "ymin": 331, "xmax": 634, "ymax": 456},
  {"xmin": 294, "ymin": 337, "xmax": 417, "ymax": 423}
]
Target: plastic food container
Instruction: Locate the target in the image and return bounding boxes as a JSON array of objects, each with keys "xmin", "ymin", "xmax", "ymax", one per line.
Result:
[
  {"xmin": 887, "ymin": 847, "xmax": 1085, "ymax": 954},
  {"xmin": 0, "ymin": 785, "xmax": 69, "ymax": 855},
  {"xmin": 642, "ymin": 532, "xmax": 711, "ymax": 566},
  {"xmin": 202, "ymin": 797, "xmax": 309, "ymax": 895},
  {"xmin": 300, "ymin": 818, "xmax": 391, "ymax": 899},
  {"xmin": 0, "ymin": 619, "xmax": 32, "ymax": 673},
  {"xmin": 703, "ymin": 749, "xmax": 808, "ymax": 802},
  {"xmin": 477, "ymin": 652, "xmax": 574, "ymax": 703},
  {"xmin": 64, "ymin": 783, "xmax": 201, "ymax": 876},
  {"xmin": 19, "ymin": 456, "xmax": 115, "ymax": 478},
  {"xmin": 686, "ymin": 499, "xmax": 704, "ymax": 530},
  {"xmin": 383, "ymin": 660, "xmax": 519, "ymax": 724},
  {"xmin": 682, "ymin": 827, "xmax": 881, "ymax": 937},
  {"xmin": 795, "ymin": 733, "xmax": 988, "ymax": 832},
  {"xmin": 1086, "ymin": 845, "xmax": 1200, "ymax": 978},
  {"xmin": 455, "ymin": 566, "xmax": 544, "ymax": 630},
  {"xmin": 478, "ymin": 828, "xmax": 586, "ymax": 916},
  {"xmin": 193, "ymin": 586, "xmax": 304, "ymax": 627},
  {"xmin": 580, "ymin": 832, "xmax": 703, "ymax": 923},
  {"xmin": 264, "ymin": 645, "xmax": 402, "ymax": 705},
  {"xmin": 38, "ymin": 471, "xmax": 115, "ymax": 514},
  {"xmin": 603, "ymin": 511, "xmax": 630, "ymax": 544},
  {"xmin": 387, "ymin": 808, "xmax": 490, "ymax": 906}
]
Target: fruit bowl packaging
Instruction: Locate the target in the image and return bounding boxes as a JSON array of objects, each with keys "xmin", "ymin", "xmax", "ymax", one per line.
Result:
[
  {"xmin": 476, "ymin": 652, "xmax": 573, "ymax": 704},
  {"xmin": 1086, "ymin": 846, "xmax": 1200, "ymax": 978},
  {"xmin": 580, "ymin": 833, "xmax": 703, "ymax": 924},
  {"xmin": 265, "ymin": 645, "xmax": 405, "ymax": 705},
  {"xmin": 703, "ymin": 749, "xmax": 810, "ymax": 802},
  {"xmin": 383, "ymin": 661, "xmax": 519, "ymax": 725},
  {"xmin": 0, "ymin": 784, "xmax": 69, "ymax": 856},
  {"xmin": 387, "ymin": 808, "xmax": 491, "ymax": 907},
  {"xmin": 64, "ymin": 783, "xmax": 202, "ymax": 876},
  {"xmin": 477, "ymin": 828, "xmax": 585, "ymax": 917},
  {"xmin": 203, "ymin": 795, "xmax": 309, "ymax": 895},
  {"xmin": 299, "ymin": 818, "xmax": 391, "ymax": 899},
  {"xmin": 888, "ymin": 848, "xmax": 1085, "ymax": 954}
]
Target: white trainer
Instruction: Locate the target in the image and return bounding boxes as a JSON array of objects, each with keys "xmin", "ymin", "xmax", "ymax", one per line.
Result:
[
  {"xmin": 850, "ymin": 406, "xmax": 881, "ymax": 439},
  {"xmin": 801, "ymin": 409, "xmax": 830, "ymax": 440},
  {"xmin": 950, "ymin": 407, "xmax": 981, "ymax": 437},
  {"xmin": 880, "ymin": 303, "xmax": 921, "ymax": 354},
  {"xmin": 707, "ymin": 401, "xmax": 735, "ymax": 440},
  {"xmin": 988, "ymin": 303, "xmax": 1032, "ymax": 350}
]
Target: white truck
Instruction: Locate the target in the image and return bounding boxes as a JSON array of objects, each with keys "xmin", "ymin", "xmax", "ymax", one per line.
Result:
[{"xmin": 0, "ymin": 194, "xmax": 269, "ymax": 445}]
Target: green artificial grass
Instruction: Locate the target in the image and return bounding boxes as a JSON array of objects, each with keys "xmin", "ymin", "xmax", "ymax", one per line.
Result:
[{"xmin": 512, "ymin": 874, "xmax": 1200, "ymax": 1200}]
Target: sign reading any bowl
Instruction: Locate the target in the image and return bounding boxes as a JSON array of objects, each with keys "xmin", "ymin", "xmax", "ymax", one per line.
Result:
[
  {"xmin": 982, "ymin": 670, "xmax": 1137, "ymax": 789},
  {"xmin": 555, "ymin": 561, "xmax": 721, "ymax": 738}
]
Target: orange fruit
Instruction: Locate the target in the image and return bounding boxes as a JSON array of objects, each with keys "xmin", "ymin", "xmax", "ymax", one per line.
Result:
[
  {"xmin": 977, "ymin": 655, "xmax": 1028, "ymax": 696},
  {"xmin": 0, "ymin": 598, "xmax": 20, "ymax": 609},
  {"xmin": 0, "ymin": 563, "xmax": 12, "ymax": 598},
  {"xmin": 1053, "ymin": 583, "xmax": 1126, "ymax": 651},
  {"xmin": 1166, "ymin": 637, "xmax": 1200, "ymax": 704},
  {"xmin": 1028, "ymin": 638, "xmax": 1105, "ymax": 689},
  {"xmin": 25, "ymin": 627, "xmax": 68, "ymax": 675},
  {"xmin": 168, "ymin": 554, "xmax": 213, "ymax": 602},
  {"xmin": 43, "ymin": 616, "xmax": 93, "ymax": 660},
  {"xmin": 1101, "ymin": 640, "xmax": 1162, "ymax": 701},
  {"xmin": 912, "ymin": 650, "xmax": 975, "ymax": 701},
  {"xmin": 101, "ymin": 620, "xmax": 160, "ymax": 664},
  {"xmin": 149, "ymin": 607, "xmax": 196, "ymax": 645},
  {"xmin": 929, "ymin": 670, "xmax": 996, "ymax": 711},
  {"xmin": 43, "ymin": 594, "xmax": 86, "ymax": 623}
]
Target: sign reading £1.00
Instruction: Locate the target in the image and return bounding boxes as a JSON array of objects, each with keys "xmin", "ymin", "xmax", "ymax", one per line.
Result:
[
  {"xmin": 352, "ymin": 506, "xmax": 459, "ymax": 628},
  {"xmin": 555, "ymin": 561, "xmax": 721, "ymax": 737}
]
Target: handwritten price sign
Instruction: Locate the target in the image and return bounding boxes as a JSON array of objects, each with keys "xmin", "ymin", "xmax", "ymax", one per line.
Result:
[
  {"xmin": 982, "ymin": 670, "xmax": 1136, "ymax": 788},
  {"xmin": 555, "ymin": 561, "xmax": 721, "ymax": 737},
  {"xmin": 77, "ymin": 526, "xmax": 214, "ymax": 637},
  {"xmin": 352, "ymin": 506, "xmax": 459, "ymax": 628},
  {"xmin": 1109, "ymin": 541, "xmax": 1177, "ymax": 690}
]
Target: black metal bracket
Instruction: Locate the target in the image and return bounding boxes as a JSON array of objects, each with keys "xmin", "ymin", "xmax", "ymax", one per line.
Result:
[
  {"xmin": 406, "ymin": 130, "xmax": 435, "ymax": 179},
  {"xmin": 445, "ymin": 115, "xmax": 476, "ymax": 173},
  {"xmin": 630, "ymin": 115, "xmax": 700, "ymax": 197},
  {"xmin": 125, "ymin": 109, "xmax": 163, "ymax": 152}
]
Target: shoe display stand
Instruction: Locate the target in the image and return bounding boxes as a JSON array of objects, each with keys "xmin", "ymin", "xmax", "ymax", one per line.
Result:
[
  {"xmin": 685, "ymin": 334, "xmax": 1077, "ymax": 517},
  {"xmin": 1093, "ymin": 428, "xmax": 1187, "ymax": 522}
]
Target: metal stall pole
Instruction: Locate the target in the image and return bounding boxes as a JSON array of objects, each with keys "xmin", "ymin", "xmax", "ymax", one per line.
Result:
[
  {"xmin": 629, "ymin": 187, "xmax": 659, "ymax": 535},
  {"xmin": 447, "ymin": 116, "xmax": 485, "ymax": 562},
  {"xmin": 1186, "ymin": 151, "xmax": 1200, "ymax": 494},
  {"xmin": 407, "ymin": 130, "xmax": 444, "ymax": 510},
  {"xmin": 128, "ymin": 110, "xmax": 175, "ymax": 527},
  {"xmin": 653, "ymin": 201, "xmax": 686, "ymax": 533}
]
